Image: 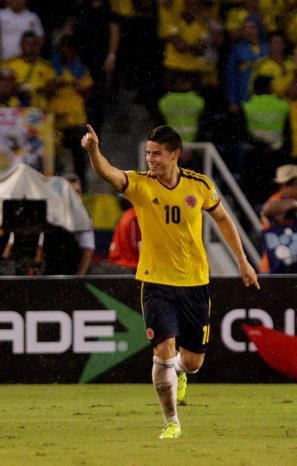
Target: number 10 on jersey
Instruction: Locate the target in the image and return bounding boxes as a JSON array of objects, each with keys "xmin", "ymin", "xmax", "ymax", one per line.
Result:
[{"xmin": 164, "ymin": 205, "xmax": 180, "ymax": 224}]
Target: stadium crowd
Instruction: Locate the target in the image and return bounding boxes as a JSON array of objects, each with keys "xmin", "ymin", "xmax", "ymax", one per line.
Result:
[{"xmin": 1, "ymin": 0, "xmax": 297, "ymax": 274}]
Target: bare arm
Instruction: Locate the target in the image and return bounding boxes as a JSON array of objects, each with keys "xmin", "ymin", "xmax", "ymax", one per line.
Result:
[
  {"xmin": 261, "ymin": 198, "xmax": 297, "ymax": 220},
  {"xmin": 103, "ymin": 21, "xmax": 121, "ymax": 72},
  {"xmin": 208, "ymin": 203, "xmax": 260, "ymax": 289},
  {"xmin": 81, "ymin": 124, "xmax": 127, "ymax": 192},
  {"xmin": 77, "ymin": 247, "xmax": 94, "ymax": 275}
]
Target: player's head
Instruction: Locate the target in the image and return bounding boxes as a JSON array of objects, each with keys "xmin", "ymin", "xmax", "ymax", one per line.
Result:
[
  {"xmin": 147, "ymin": 125, "xmax": 183, "ymax": 153},
  {"xmin": 146, "ymin": 126, "xmax": 182, "ymax": 176}
]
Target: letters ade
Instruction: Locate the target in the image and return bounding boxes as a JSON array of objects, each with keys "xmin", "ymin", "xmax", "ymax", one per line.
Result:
[{"xmin": 0, "ymin": 276, "xmax": 296, "ymax": 383}]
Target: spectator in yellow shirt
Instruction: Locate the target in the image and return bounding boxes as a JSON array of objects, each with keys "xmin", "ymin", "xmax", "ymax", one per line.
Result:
[
  {"xmin": 156, "ymin": 0, "xmax": 184, "ymax": 39},
  {"xmin": 163, "ymin": 0, "xmax": 224, "ymax": 91},
  {"xmin": 258, "ymin": 0, "xmax": 286, "ymax": 32},
  {"xmin": 1, "ymin": 30, "xmax": 55, "ymax": 109},
  {"xmin": 251, "ymin": 31, "xmax": 295, "ymax": 98}
]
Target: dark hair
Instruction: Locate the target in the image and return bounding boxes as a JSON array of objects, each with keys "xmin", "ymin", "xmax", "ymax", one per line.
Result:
[
  {"xmin": 59, "ymin": 35, "xmax": 78, "ymax": 50},
  {"xmin": 285, "ymin": 177, "xmax": 297, "ymax": 186},
  {"xmin": 200, "ymin": 0, "xmax": 214, "ymax": 6},
  {"xmin": 146, "ymin": 125, "xmax": 183, "ymax": 152},
  {"xmin": 253, "ymin": 75, "xmax": 273, "ymax": 95},
  {"xmin": 268, "ymin": 30, "xmax": 286, "ymax": 42},
  {"xmin": 63, "ymin": 172, "xmax": 81, "ymax": 184},
  {"xmin": 21, "ymin": 30, "xmax": 38, "ymax": 41}
]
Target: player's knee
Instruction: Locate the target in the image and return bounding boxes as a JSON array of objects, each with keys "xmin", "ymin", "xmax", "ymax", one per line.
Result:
[
  {"xmin": 184, "ymin": 362, "xmax": 202, "ymax": 374},
  {"xmin": 154, "ymin": 338, "xmax": 176, "ymax": 359},
  {"xmin": 186, "ymin": 365, "xmax": 200, "ymax": 374},
  {"xmin": 182, "ymin": 355, "xmax": 204, "ymax": 373}
]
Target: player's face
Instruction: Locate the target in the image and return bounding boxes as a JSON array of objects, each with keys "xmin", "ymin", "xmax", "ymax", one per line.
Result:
[{"xmin": 146, "ymin": 141, "xmax": 178, "ymax": 176}]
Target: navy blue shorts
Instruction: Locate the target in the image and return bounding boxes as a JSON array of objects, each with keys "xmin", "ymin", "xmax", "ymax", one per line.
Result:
[{"xmin": 141, "ymin": 282, "xmax": 210, "ymax": 354}]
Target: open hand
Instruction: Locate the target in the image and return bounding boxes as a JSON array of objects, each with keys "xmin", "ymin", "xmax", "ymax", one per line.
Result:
[{"xmin": 81, "ymin": 124, "xmax": 99, "ymax": 153}]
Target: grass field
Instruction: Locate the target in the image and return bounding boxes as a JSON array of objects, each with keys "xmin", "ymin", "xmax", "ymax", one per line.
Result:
[{"xmin": 0, "ymin": 384, "xmax": 297, "ymax": 466}]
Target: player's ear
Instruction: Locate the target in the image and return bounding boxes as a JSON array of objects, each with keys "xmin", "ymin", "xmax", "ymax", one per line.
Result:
[{"xmin": 174, "ymin": 149, "xmax": 181, "ymax": 161}]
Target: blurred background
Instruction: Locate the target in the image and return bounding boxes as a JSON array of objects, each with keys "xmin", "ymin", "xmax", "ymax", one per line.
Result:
[{"xmin": 0, "ymin": 0, "xmax": 297, "ymax": 276}]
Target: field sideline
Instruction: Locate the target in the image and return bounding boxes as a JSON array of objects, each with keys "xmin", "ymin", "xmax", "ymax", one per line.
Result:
[{"xmin": 0, "ymin": 384, "xmax": 296, "ymax": 466}]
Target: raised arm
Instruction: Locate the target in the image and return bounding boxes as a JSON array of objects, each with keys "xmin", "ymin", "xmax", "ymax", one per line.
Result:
[
  {"xmin": 208, "ymin": 202, "xmax": 260, "ymax": 289},
  {"xmin": 81, "ymin": 124, "xmax": 127, "ymax": 192}
]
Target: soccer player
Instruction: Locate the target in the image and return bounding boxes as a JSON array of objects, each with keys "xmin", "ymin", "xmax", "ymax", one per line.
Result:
[{"xmin": 81, "ymin": 124, "xmax": 260, "ymax": 439}]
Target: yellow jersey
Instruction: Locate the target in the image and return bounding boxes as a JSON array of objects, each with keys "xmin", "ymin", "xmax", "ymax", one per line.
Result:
[
  {"xmin": 226, "ymin": 3, "xmax": 285, "ymax": 33},
  {"xmin": 164, "ymin": 16, "xmax": 211, "ymax": 72},
  {"xmin": 157, "ymin": 0, "xmax": 184, "ymax": 39},
  {"xmin": 2, "ymin": 57, "xmax": 55, "ymax": 110},
  {"xmin": 110, "ymin": 0, "xmax": 134, "ymax": 17},
  {"xmin": 0, "ymin": 96, "xmax": 21, "ymax": 107},
  {"xmin": 48, "ymin": 67, "xmax": 93, "ymax": 129},
  {"xmin": 123, "ymin": 167, "xmax": 220, "ymax": 286},
  {"xmin": 251, "ymin": 55, "xmax": 295, "ymax": 97},
  {"xmin": 110, "ymin": 0, "xmax": 153, "ymax": 18}
]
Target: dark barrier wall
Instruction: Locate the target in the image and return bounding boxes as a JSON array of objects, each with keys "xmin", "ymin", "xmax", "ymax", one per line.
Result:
[{"xmin": 0, "ymin": 275, "xmax": 296, "ymax": 383}]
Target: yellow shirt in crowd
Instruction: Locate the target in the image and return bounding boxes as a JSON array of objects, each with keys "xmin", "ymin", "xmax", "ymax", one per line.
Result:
[
  {"xmin": 48, "ymin": 67, "xmax": 93, "ymax": 129},
  {"xmin": 1, "ymin": 57, "xmax": 55, "ymax": 109},
  {"xmin": 163, "ymin": 15, "xmax": 214, "ymax": 74},
  {"xmin": 157, "ymin": 0, "xmax": 184, "ymax": 39},
  {"xmin": 0, "ymin": 96, "xmax": 21, "ymax": 107},
  {"xmin": 110, "ymin": 0, "xmax": 153, "ymax": 17},
  {"xmin": 251, "ymin": 55, "xmax": 295, "ymax": 97},
  {"xmin": 226, "ymin": 0, "xmax": 286, "ymax": 33}
]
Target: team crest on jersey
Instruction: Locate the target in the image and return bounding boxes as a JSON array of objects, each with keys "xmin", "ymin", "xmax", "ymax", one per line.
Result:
[
  {"xmin": 184, "ymin": 195, "xmax": 197, "ymax": 208},
  {"xmin": 147, "ymin": 328, "xmax": 154, "ymax": 340}
]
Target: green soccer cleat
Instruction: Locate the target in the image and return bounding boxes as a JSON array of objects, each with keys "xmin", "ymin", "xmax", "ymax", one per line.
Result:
[
  {"xmin": 177, "ymin": 372, "xmax": 187, "ymax": 403},
  {"xmin": 159, "ymin": 421, "xmax": 181, "ymax": 439}
]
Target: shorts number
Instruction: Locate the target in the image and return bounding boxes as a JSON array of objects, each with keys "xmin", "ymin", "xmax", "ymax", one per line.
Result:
[
  {"xmin": 202, "ymin": 325, "xmax": 210, "ymax": 345},
  {"xmin": 164, "ymin": 205, "xmax": 180, "ymax": 224}
]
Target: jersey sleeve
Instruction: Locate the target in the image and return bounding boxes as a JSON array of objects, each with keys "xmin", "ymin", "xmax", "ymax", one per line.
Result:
[
  {"xmin": 121, "ymin": 170, "xmax": 142, "ymax": 204},
  {"xmin": 201, "ymin": 177, "xmax": 220, "ymax": 211}
]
